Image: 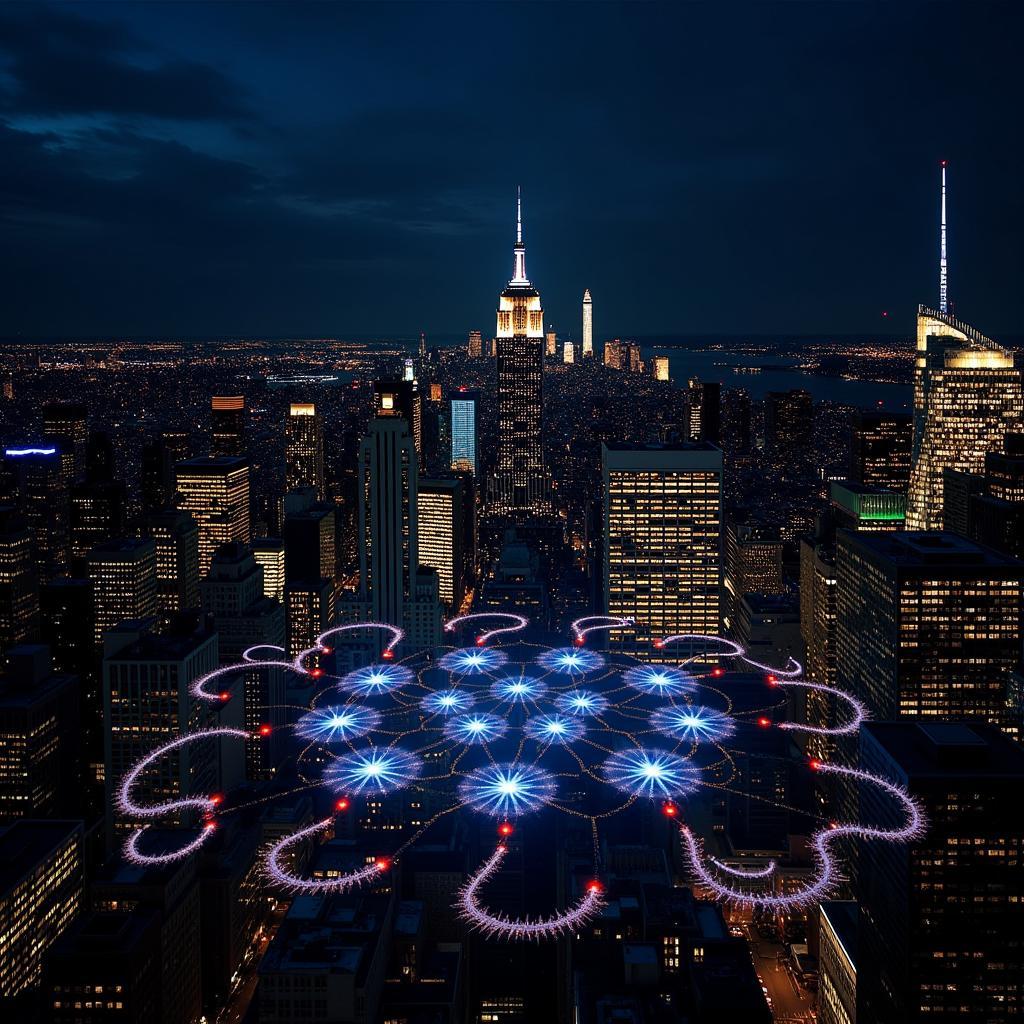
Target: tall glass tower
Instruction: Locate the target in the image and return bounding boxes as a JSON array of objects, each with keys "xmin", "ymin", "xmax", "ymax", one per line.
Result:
[
  {"xmin": 491, "ymin": 189, "xmax": 549, "ymax": 512},
  {"xmin": 582, "ymin": 288, "xmax": 593, "ymax": 357}
]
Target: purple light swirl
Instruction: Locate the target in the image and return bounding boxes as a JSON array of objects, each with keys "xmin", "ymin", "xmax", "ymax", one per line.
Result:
[
  {"xmin": 242, "ymin": 644, "xmax": 286, "ymax": 662},
  {"xmin": 656, "ymin": 633, "xmax": 744, "ymax": 658},
  {"xmin": 570, "ymin": 615, "xmax": 634, "ymax": 644},
  {"xmin": 443, "ymin": 612, "xmax": 528, "ymax": 645},
  {"xmin": 708, "ymin": 857, "xmax": 777, "ymax": 879},
  {"xmin": 740, "ymin": 654, "xmax": 804, "ymax": 677},
  {"xmin": 772, "ymin": 679, "xmax": 868, "ymax": 736},
  {"xmin": 679, "ymin": 761, "xmax": 926, "ymax": 908},
  {"xmin": 123, "ymin": 823, "xmax": 218, "ymax": 866},
  {"xmin": 458, "ymin": 845, "xmax": 605, "ymax": 940},
  {"xmin": 316, "ymin": 621, "xmax": 404, "ymax": 657},
  {"xmin": 191, "ymin": 661, "xmax": 294, "ymax": 703},
  {"xmin": 116, "ymin": 727, "xmax": 249, "ymax": 820},
  {"xmin": 265, "ymin": 818, "xmax": 388, "ymax": 893}
]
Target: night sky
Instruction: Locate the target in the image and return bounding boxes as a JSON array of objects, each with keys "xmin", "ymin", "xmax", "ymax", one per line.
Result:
[{"xmin": 2, "ymin": 2, "xmax": 1022, "ymax": 339}]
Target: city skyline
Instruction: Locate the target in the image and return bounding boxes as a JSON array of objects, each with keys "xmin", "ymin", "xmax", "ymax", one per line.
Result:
[{"xmin": 2, "ymin": 3, "xmax": 1024, "ymax": 338}]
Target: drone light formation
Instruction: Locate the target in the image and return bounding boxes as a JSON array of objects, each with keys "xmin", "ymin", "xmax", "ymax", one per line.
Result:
[
  {"xmin": 439, "ymin": 646, "xmax": 509, "ymax": 674},
  {"xmin": 458, "ymin": 762, "xmax": 557, "ymax": 817},
  {"xmin": 523, "ymin": 713, "xmax": 586, "ymax": 745},
  {"xmin": 444, "ymin": 711, "xmax": 509, "ymax": 746},
  {"xmin": 295, "ymin": 704, "xmax": 383, "ymax": 744},
  {"xmin": 324, "ymin": 747, "xmax": 422, "ymax": 795},
  {"xmin": 650, "ymin": 704, "xmax": 736, "ymax": 744},
  {"xmin": 116, "ymin": 613, "xmax": 924, "ymax": 942},
  {"xmin": 603, "ymin": 747, "xmax": 701, "ymax": 800}
]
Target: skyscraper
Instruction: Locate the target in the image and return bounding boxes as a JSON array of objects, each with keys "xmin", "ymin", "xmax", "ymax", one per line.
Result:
[
  {"xmin": 418, "ymin": 478, "xmax": 465, "ymax": 611},
  {"xmin": 210, "ymin": 395, "xmax": 247, "ymax": 457},
  {"xmin": 374, "ymin": 378, "xmax": 423, "ymax": 468},
  {"xmin": 450, "ymin": 389, "xmax": 479, "ymax": 476},
  {"xmin": 905, "ymin": 306, "xmax": 1023, "ymax": 530},
  {"xmin": 69, "ymin": 438, "xmax": 127, "ymax": 561},
  {"xmin": 492, "ymin": 189, "xmax": 548, "ymax": 512},
  {"xmin": 851, "ymin": 410, "xmax": 913, "ymax": 492},
  {"xmin": 764, "ymin": 388, "xmax": 812, "ymax": 457},
  {"xmin": 858, "ymin": 721, "xmax": 1024, "ymax": 1022},
  {"xmin": 358, "ymin": 417, "xmax": 418, "ymax": 627},
  {"xmin": 86, "ymin": 537, "xmax": 158, "ymax": 642},
  {"xmin": 3, "ymin": 444, "xmax": 69, "ymax": 584},
  {"xmin": 252, "ymin": 538, "xmax": 286, "ymax": 602},
  {"xmin": 723, "ymin": 520, "xmax": 783, "ymax": 630},
  {"xmin": 174, "ymin": 456, "xmax": 251, "ymax": 574},
  {"xmin": 467, "ymin": 329, "xmax": 483, "ymax": 358},
  {"xmin": 42, "ymin": 404, "xmax": 88, "ymax": 482},
  {"xmin": 687, "ymin": 378, "xmax": 721, "ymax": 445},
  {"xmin": 0, "ymin": 507, "xmax": 38, "ymax": 656},
  {"xmin": 582, "ymin": 288, "xmax": 593, "ymax": 357},
  {"xmin": 562, "ymin": 340, "xmax": 574, "ymax": 364},
  {"xmin": 143, "ymin": 508, "xmax": 201, "ymax": 613},
  {"xmin": 285, "ymin": 402, "xmax": 325, "ymax": 499},
  {"xmin": 836, "ymin": 530, "xmax": 1022, "ymax": 727},
  {"xmin": 602, "ymin": 442, "xmax": 722, "ymax": 652}
]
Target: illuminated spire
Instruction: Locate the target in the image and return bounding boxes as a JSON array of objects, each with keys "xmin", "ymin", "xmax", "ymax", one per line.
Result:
[
  {"xmin": 939, "ymin": 160, "xmax": 948, "ymax": 314},
  {"xmin": 511, "ymin": 186, "xmax": 529, "ymax": 285}
]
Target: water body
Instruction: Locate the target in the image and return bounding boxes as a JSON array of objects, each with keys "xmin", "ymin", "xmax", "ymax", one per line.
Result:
[{"xmin": 647, "ymin": 347, "xmax": 912, "ymax": 411}]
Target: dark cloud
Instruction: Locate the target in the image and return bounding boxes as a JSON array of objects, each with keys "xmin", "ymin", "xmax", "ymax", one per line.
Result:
[{"xmin": 0, "ymin": 6, "xmax": 248, "ymax": 120}]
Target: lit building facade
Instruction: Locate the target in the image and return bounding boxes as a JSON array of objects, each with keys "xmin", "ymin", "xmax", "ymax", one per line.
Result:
[
  {"xmin": 492, "ymin": 190, "xmax": 548, "ymax": 512},
  {"xmin": 86, "ymin": 538, "xmax": 158, "ymax": 643},
  {"xmin": 285, "ymin": 402, "xmax": 325, "ymax": 499},
  {"xmin": 835, "ymin": 531, "xmax": 1023, "ymax": 727},
  {"xmin": 906, "ymin": 306, "xmax": 1023, "ymax": 530},
  {"xmin": 851, "ymin": 410, "xmax": 912, "ymax": 492},
  {"xmin": 143, "ymin": 508, "xmax": 200, "ymax": 613},
  {"xmin": 858, "ymin": 722, "xmax": 1024, "ymax": 1022},
  {"xmin": 252, "ymin": 539, "xmax": 286, "ymax": 602},
  {"xmin": 467, "ymin": 329, "xmax": 483, "ymax": 358},
  {"xmin": 358, "ymin": 417, "xmax": 418, "ymax": 627},
  {"xmin": 450, "ymin": 390, "xmax": 479, "ymax": 476},
  {"xmin": 418, "ymin": 478, "xmax": 464, "ymax": 610},
  {"xmin": 818, "ymin": 901, "xmax": 857, "ymax": 1024},
  {"xmin": 602, "ymin": 442, "xmax": 722, "ymax": 652},
  {"xmin": 3, "ymin": 445, "xmax": 69, "ymax": 585},
  {"xmin": 210, "ymin": 395, "xmax": 246, "ymax": 457},
  {"xmin": 174, "ymin": 457, "xmax": 251, "ymax": 575},
  {"xmin": 42, "ymin": 404, "xmax": 88, "ymax": 482},
  {"xmin": 562, "ymin": 340, "xmax": 574, "ymax": 364},
  {"xmin": 0, "ymin": 509, "xmax": 38, "ymax": 656},
  {"xmin": 0, "ymin": 819, "xmax": 83, "ymax": 999},
  {"xmin": 582, "ymin": 288, "xmax": 593, "ymax": 357},
  {"xmin": 687, "ymin": 378, "xmax": 721, "ymax": 445}
]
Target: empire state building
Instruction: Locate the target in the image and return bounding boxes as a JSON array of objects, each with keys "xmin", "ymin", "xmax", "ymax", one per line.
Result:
[{"xmin": 491, "ymin": 189, "xmax": 549, "ymax": 512}]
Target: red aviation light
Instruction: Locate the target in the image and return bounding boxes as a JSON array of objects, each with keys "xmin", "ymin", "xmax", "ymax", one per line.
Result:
[
  {"xmin": 711, "ymin": 667, "xmax": 725, "ymax": 678},
  {"xmin": 335, "ymin": 797, "xmax": 350, "ymax": 812},
  {"xmin": 757, "ymin": 717, "xmax": 772, "ymax": 728},
  {"xmin": 218, "ymin": 690, "xmax": 231, "ymax": 702},
  {"xmin": 498, "ymin": 822, "xmax": 514, "ymax": 836},
  {"xmin": 259, "ymin": 724, "xmax": 272, "ymax": 737},
  {"xmin": 662, "ymin": 802, "xmax": 678, "ymax": 818}
]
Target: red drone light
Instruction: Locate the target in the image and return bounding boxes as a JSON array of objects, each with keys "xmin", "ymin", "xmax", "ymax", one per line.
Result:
[
  {"xmin": 203, "ymin": 820, "xmax": 217, "ymax": 831},
  {"xmin": 310, "ymin": 668, "xmax": 324, "ymax": 679},
  {"xmin": 335, "ymin": 797, "xmax": 350, "ymax": 812},
  {"xmin": 586, "ymin": 880, "xmax": 603, "ymax": 894},
  {"xmin": 766, "ymin": 674, "xmax": 777, "ymax": 686},
  {"xmin": 662, "ymin": 802, "xmax": 678, "ymax": 818},
  {"xmin": 382, "ymin": 648, "xmax": 395, "ymax": 659},
  {"xmin": 259, "ymin": 724, "xmax": 272, "ymax": 737},
  {"xmin": 573, "ymin": 636, "xmax": 585, "ymax": 647},
  {"xmin": 475, "ymin": 636, "xmax": 486, "ymax": 646},
  {"xmin": 828, "ymin": 820, "xmax": 839, "ymax": 830},
  {"xmin": 218, "ymin": 691, "xmax": 231, "ymax": 702},
  {"xmin": 320, "ymin": 645, "xmax": 332, "ymax": 655},
  {"xmin": 757, "ymin": 716, "xmax": 772, "ymax": 728},
  {"xmin": 375, "ymin": 858, "xmax": 390, "ymax": 872},
  {"xmin": 209, "ymin": 793, "xmax": 224, "ymax": 806},
  {"xmin": 809, "ymin": 758, "xmax": 822, "ymax": 771},
  {"xmin": 653, "ymin": 639, "xmax": 665, "ymax": 649},
  {"xmin": 711, "ymin": 667, "xmax": 724, "ymax": 678},
  {"xmin": 498, "ymin": 822, "xmax": 514, "ymax": 836}
]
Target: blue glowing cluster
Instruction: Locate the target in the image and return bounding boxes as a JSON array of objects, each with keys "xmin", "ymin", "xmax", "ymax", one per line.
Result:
[
  {"xmin": 650, "ymin": 705, "xmax": 736, "ymax": 744},
  {"xmin": 489, "ymin": 674, "xmax": 547, "ymax": 704},
  {"xmin": 296, "ymin": 704, "xmax": 382, "ymax": 744},
  {"xmin": 523, "ymin": 713, "xmax": 586, "ymax": 745},
  {"xmin": 439, "ymin": 647, "xmax": 508, "ymax": 675},
  {"xmin": 340, "ymin": 662, "xmax": 414, "ymax": 696},
  {"xmin": 444, "ymin": 712, "xmax": 508, "ymax": 746},
  {"xmin": 622, "ymin": 664, "xmax": 696, "ymax": 697},
  {"xmin": 458, "ymin": 762, "xmax": 557, "ymax": 817},
  {"xmin": 324, "ymin": 747, "xmax": 422, "ymax": 795},
  {"xmin": 603, "ymin": 747, "xmax": 701, "ymax": 800},
  {"xmin": 535, "ymin": 646, "xmax": 605, "ymax": 675},
  {"xmin": 421, "ymin": 688, "xmax": 475, "ymax": 716},
  {"xmin": 554, "ymin": 688, "xmax": 610, "ymax": 717}
]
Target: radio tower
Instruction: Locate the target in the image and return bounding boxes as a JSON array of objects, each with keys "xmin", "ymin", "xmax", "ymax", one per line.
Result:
[{"xmin": 939, "ymin": 160, "xmax": 948, "ymax": 314}]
